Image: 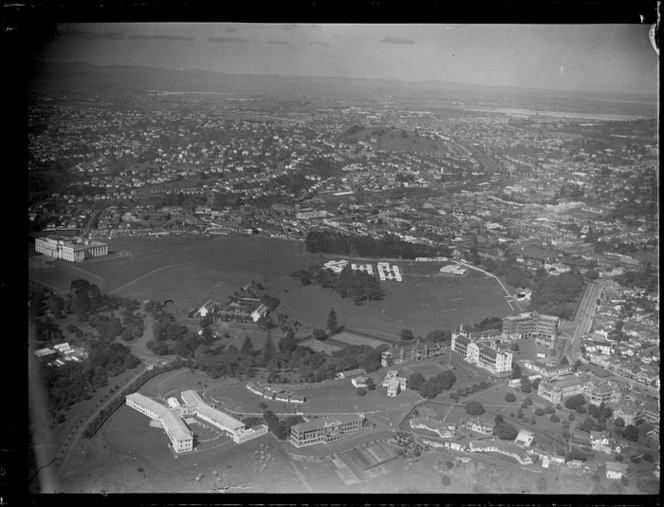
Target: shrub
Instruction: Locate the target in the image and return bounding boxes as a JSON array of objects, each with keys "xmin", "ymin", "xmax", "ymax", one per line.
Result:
[
  {"xmin": 568, "ymin": 413, "xmax": 576, "ymax": 421},
  {"xmin": 643, "ymin": 453, "xmax": 654, "ymax": 463},
  {"xmin": 613, "ymin": 417, "xmax": 625, "ymax": 428},
  {"xmin": 521, "ymin": 403, "xmax": 528, "ymax": 409},
  {"xmin": 615, "ymin": 454, "xmax": 624, "ymax": 461},
  {"xmin": 534, "ymin": 408, "xmax": 545, "ymax": 416},
  {"xmin": 536, "ymin": 477, "xmax": 547, "ymax": 492},
  {"xmin": 577, "ymin": 406, "xmax": 586, "ymax": 414},
  {"xmin": 446, "ymin": 460, "xmax": 454, "ymax": 470},
  {"xmin": 494, "ymin": 414, "xmax": 504, "ymax": 425},
  {"xmin": 524, "ymin": 396, "xmax": 533, "ymax": 406},
  {"xmin": 562, "ymin": 429, "xmax": 571, "ymax": 439},
  {"xmin": 356, "ymin": 387, "xmax": 367, "ymax": 396},
  {"xmin": 465, "ymin": 401, "xmax": 485, "ymax": 416},
  {"xmin": 441, "ymin": 475, "xmax": 451, "ymax": 487},
  {"xmin": 530, "ymin": 417, "xmax": 536, "ymax": 425},
  {"xmin": 504, "ymin": 393, "xmax": 516, "ymax": 402},
  {"xmin": 517, "ymin": 408, "xmax": 524, "ymax": 419},
  {"xmin": 544, "ymin": 405, "xmax": 555, "ymax": 414},
  {"xmin": 550, "ymin": 414, "xmax": 560, "ymax": 423},
  {"xmin": 630, "ymin": 456, "xmax": 641, "ymax": 463}
]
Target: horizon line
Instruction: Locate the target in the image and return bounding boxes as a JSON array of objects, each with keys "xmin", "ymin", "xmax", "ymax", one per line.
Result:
[{"xmin": 33, "ymin": 60, "xmax": 659, "ymax": 98}]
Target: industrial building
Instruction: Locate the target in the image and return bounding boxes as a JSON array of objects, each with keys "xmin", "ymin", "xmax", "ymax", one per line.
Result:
[{"xmin": 35, "ymin": 235, "xmax": 108, "ymax": 262}]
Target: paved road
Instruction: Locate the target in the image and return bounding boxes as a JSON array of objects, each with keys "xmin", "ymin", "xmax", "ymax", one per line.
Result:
[
  {"xmin": 565, "ymin": 281, "xmax": 604, "ymax": 362},
  {"xmin": 57, "ymin": 365, "xmax": 147, "ymax": 474}
]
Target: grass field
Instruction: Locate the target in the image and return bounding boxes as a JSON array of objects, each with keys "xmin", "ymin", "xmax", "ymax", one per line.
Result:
[
  {"xmin": 39, "ymin": 235, "xmax": 511, "ymax": 340},
  {"xmin": 331, "ymin": 331, "xmax": 389, "ymax": 349},
  {"xmin": 275, "ymin": 274, "xmax": 512, "ymax": 340},
  {"xmin": 299, "ymin": 338, "xmax": 343, "ymax": 354},
  {"xmin": 402, "ymin": 361, "xmax": 449, "ymax": 379}
]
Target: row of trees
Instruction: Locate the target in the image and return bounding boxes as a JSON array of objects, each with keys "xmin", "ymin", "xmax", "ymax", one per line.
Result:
[
  {"xmin": 83, "ymin": 362, "xmax": 180, "ymax": 438},
  {"xmin": 304, "ymin": 230, "xmax": 451, "ymax": 259}
]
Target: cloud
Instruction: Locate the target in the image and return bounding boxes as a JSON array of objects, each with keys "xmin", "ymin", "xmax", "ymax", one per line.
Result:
[
  {"xmin": 380, "ymin": 36, "xmax": 415, "ymax": 45},
  {"xmin": 281, "ymin": 24, "xmax": 298, "ymax": 30},
  {"xmin": 310, "ymin": 40, "xmax": 330, "ymax": 47},
  {"xmin": 208, "ymin": 36, "xmax": 250, "ymax": 44},
  {"xmin": 225, "ymin": 26, "xmax": 238, "ymax": 33},
  {"xmin": 128, "ymin": 34, "xmax": 194, "ymax": 41},
  {"xmin": 267, "ymin": 39, "xmax": 291, "ymax": 45},
  {"xmin": 60, "ymin": 28, "xmax": 125, "ymax": 40}
]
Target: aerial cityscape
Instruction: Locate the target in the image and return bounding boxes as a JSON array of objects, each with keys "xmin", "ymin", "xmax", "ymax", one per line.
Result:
[{"xmin": 27, "ymin": 23, "xmax": 659, "ymax": 496}]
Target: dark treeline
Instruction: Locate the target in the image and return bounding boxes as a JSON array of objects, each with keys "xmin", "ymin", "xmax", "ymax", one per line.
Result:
[
  {"xmin": 305, "ymin": 230, "xmax": 451, "ymax": 259},
  {"xmin": 291, "ymin": 264, "xmax": 384, "ymax": 305}
]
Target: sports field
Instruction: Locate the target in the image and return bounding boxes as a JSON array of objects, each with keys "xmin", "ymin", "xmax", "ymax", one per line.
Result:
[
  {"xmin": 331, "ymin": 331, "xmax": 390, "ymax": 349},
  {"xmin": 299, "ymin": 338, "xmax": 343, "ymax": 354},
  {"xmin": 276, "ymin": 275, "xmax": 513, "ymax": 340}
]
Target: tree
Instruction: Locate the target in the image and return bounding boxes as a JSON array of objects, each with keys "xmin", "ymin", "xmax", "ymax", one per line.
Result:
[
  {"xmin": 544, "ymin": 405, "xmax": 555, "ymax": 414},
  {"xmin": 465, "ymin": 401, "xmax": 485, "ymax": 416},
  {"xmin": 493, "ymin": 423, "xmax": 518, "ymax": 440},
  {"xmin": 517, "ymin": 408, "xmax": 524, "ymax": 419},
  {"xmin": 562, "ymin": 429, "xmax": 571, "ymax": 439},
  {"xmin": 356, "ymin": 387, "xmax": 367, "ymax": 396},
  {"xmin": 419, "ymin": 381, "xmax": 439, "ymax": 399},
  {"xmin": 366, "ymin": 377, "xmax": 376, "ymax": 391},
  {"xmin": 278, "ymin": 332, "xmax": 297, "ymax": 353},
  {"xmin": 259, "ymin": 402, "xmax": 268, "ymax": 409},
  {"xmin": 241, "ymin": 336, "xmax": 255, "ymax": 356},
  {"xmin": 511, "ymin": 363, "xmax": 522, "ymax": 380},
  {"xmin": 327, "ymin": 308, "xmax": 338, "ymax": 333},
  {"xmin": 494, "ymin": 414, "xmax": 504, "ymax": 425},
  {"xmin": 550, "ymin": 414, "xmax": 560, "ymax": 423},
  {"xmin": 399, "ymin": 329, "xmax": 414, "ymax": 341},
  {"xmin": 613, "ymin": 416, "xmax": 625, "ymax": 428},
  {"xmin": 524, "ymin": 396, "xmax": 533, "ymax": 406},
  {"xmin": 568, "ymin": 412, "xmax": 576, "ymax": 422},
  {"xmin": 445, "ymin": 460, "xmax": 454, "ymax": 470},
  {"xmin": 408, "ymin": 372, "xmax": 425, "ymax": 391},
  {"xmin": 425, "ymin": 329, "xmax": 449, "ymax": 343},
  {"xmin": 312, "ymin": 328, "xmax": 327, "ymax": 341},
  {"xmin": 623, "ymin": 425, "xmax": 639, "ymax": 442},
  {"xmin": 505, "ymin": 393, "xmax": 516, "ymax": 402},
  {"xmin": 440, "ymin": 475, "xmax": 451, "ymax": 487}
]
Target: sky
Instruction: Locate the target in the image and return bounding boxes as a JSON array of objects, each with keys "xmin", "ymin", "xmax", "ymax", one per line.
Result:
[{"xmin": 37, "ymin": 23, "xmax": 658, "ymax": 95}]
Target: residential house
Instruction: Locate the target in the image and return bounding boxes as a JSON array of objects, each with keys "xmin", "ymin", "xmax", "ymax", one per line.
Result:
[
  {"xmin": 605, "ymin": 462, "xmax": 628, "ymax": 480},
  {"xmin": 466, "ymin": 418, "xmax": 493, "ymax": 435}
]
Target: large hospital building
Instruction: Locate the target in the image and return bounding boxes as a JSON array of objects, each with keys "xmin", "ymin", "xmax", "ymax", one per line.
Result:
[
  {"xmin": 35, "ymin": 235, "xmax": 108, "ymax": 262},
  {"xmin": 126, "ymin": 390, "xmax": 268, "ymax": 453},
  {"xmin": 502, "ymin": 311, "xmax": 559, "ymax": 348}
]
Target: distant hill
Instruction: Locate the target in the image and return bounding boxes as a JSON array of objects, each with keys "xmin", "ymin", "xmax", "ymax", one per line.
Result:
[{"xmin": 29, "ymin": 61, "xmax": 658, "ymax": 117}]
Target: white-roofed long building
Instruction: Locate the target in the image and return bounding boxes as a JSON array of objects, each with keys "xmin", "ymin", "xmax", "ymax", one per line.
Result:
[
  {"xmin": 125, "ymin": 393, "xmax": 193, "ymax": 453},
  {"xmin": 180, "ymin": 389, "xmax": 266, "ymax": 443}
]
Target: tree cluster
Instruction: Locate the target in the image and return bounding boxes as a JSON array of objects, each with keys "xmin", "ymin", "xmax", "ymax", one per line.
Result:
[
  {"xmin": 291, "ymin": 264, "xmax": 384, "ymax": 305},
  {"xmin": 415, "ymin": 370, "xmax": 457, "ymax": 399},
  {"xmin": 262, "ymin": 410, "xmax": 305, "ymax": 440},
  {"xmin": 304, "ymin": 230, "xmax": 451, "ymax": 259}
]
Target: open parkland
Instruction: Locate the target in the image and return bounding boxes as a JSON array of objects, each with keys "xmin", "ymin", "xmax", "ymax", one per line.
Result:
[{"xmin": 29, "ymin": 234, "xmax": 624, "ymax": 494}]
